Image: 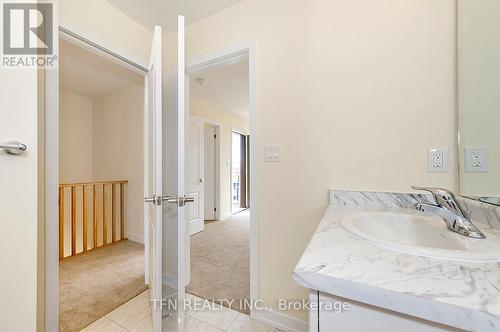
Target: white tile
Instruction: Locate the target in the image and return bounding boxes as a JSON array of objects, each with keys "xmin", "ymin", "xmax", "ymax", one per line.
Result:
[
  {"xmin": 227, "ymin": 314, "xmax": 276, "ymax": 332},
  {"xmin": 106, "ymin": 291, "xmax": 151, "ymax": 330},
  {"xmin": 185, "ymin": 317, "xmax": 223, "ymax": 332},
  {"xmin": 162, "ymin": 312, "xmax": 181, "ymax": 331},
  {"xmin": 184, "ymin": 293, "xmax": 203, "ymax": 317},
  {"xmin": 186, "ymin": 299, "xmax": 238, "ymax": 331},
  {"xmin": 131, "ymin": 315, "xmax": 153, "ymax": 332},
  {"xmin": 80, "ymin": 317, "xmax": 127, "ymax": 332}
]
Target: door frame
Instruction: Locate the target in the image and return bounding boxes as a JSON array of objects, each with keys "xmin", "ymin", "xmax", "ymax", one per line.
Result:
[
  {"xmin": 230, "ymin": 129, "xmax": 249, "ymax": 213},
  {"xmin": 185, "ymin": 46, "xmax": 258, "ymax": 308},
  {"xmin": 43, "ymin": 27, "xmax": 148, "ymax": 332}
]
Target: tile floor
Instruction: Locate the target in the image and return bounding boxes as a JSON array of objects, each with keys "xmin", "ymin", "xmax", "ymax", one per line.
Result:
[{"xmin": 81, "ymin": 290, "xmax": 283, "ymax": 332}]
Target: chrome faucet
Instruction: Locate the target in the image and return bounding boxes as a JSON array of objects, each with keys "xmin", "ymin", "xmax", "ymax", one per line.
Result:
[{"xmin": 411, "ymin": 186, "xmax": 486, "ymax": 239}]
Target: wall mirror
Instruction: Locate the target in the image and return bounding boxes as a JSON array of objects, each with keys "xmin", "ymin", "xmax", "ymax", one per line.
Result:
[{"xmin": 458, "ymin": 0, "xmax": 500, "ymax": 206}]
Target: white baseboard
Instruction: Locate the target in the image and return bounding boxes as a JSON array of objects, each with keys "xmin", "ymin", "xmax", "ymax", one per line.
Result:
[
  {"xmin": 125, "ymin": 231, "xmax": 144, "ymax": 244},
  {"xmin": 251, "ymin": 309, "xmax": 308, "ymax": 332}
]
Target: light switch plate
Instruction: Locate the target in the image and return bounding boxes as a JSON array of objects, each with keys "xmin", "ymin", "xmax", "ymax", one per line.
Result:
[
  {"xmin": 428, "ymin": 148, "xmax": 449, "ymax": 173},
  {"xmin": 264, "ymin": 144, "xmax": 281, "ymax": 162},
  {"xmin": 464, "ymin": 147, "xmax": 489, "ymax": 173}
]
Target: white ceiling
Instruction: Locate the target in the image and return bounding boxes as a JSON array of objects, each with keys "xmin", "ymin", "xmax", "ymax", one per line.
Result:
[
  {"xmin": 60, "ymin": 39, "xmax": 143, "ymax": 98},
  {"xmin": 190, "ymin": 57, "xmax": 249, "ymax": 120},
  {"xmin": 106, "ymin": 0, "xmax": 246, "ymax": 32}
]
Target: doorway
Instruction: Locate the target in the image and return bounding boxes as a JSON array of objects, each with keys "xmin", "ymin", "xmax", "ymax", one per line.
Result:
[
  {"xmin": 57, "ymin": 35, "xmax": 147, "ymax": 332},
  {"xmin": 185, "ymin": 49, "xmax": 255, "ymax": 314},
  {"xmin": 204, "ymin": 124, "xmax": 219, "ymax": 221},
  {"xmin": 231, "ymin": 130, "xmax": 249, "ymax": 213},
  {"xmin": 44, "ymin": 23, "xmax": 185, "ymax": 332}
]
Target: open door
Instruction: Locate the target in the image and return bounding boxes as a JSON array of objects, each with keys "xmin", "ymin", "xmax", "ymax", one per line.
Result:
[
  {"xmin": 188, "ymin": 116, "xmax": 205, "ymax": 235},
  {"xmin": 145, "ymin": 16, "xmax": 188, "ymax": 332},
  {"xmin": 144, "ymin": 25, "xmax": 163, "ymax": 331}
]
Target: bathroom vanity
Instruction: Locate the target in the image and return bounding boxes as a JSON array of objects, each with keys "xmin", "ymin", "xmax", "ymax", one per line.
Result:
[
  {"xmin": 294, "ymin": 2, "xmax": 500, "ymax": 330},
  {"xmin": 294, "ymin": 190, "xmax": 500, "ymax": 332}
]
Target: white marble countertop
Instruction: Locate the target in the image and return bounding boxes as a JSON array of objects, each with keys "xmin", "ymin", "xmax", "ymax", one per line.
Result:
[{"xmin": 293, "ymin": 190, "xmax": 500, "ymax": 332}]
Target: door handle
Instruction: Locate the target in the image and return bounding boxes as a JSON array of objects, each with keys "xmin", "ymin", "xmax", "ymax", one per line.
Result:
[
  {"xmin": 184, "ymin": 196, "xmax": 195, "ymax": 203},
  {"xmin": 162, "ymin": 196, "xmax": 178, "ymax": 204},
  {"xmin": 162, "ymin": 195, "xmax": 195, "ymax": 207},
  {"xmin": 1, "ymin": 141, "xmax": 27, "ymax": 155},
  {"xmin": 146, "ymin": 195, "xmax": 195, "ymax": 207},
  {"xmin": 145, "ymin": 195, "xmax": 161, "ymax": 205}
]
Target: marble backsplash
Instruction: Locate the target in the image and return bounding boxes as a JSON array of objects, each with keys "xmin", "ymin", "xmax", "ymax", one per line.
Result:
[
  {"xmin": 329, "ymin": 190, "xmax": 500, "ymax": 230},
  {"xmin": 458, "ymin": 196, "xmax": 500, "ymax": 231}
]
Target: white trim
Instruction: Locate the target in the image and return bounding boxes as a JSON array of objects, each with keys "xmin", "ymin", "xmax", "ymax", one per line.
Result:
[
  {"xmin": 125, "ymin": 232, "xmax": 145, "ymax": 244},
  {"xmin": 185, "ymin": 44, "xmax": 258, "ymax": 310},
  {"xmin": 44, "ymin": 32, "xmax": 60, "ymax": 332},
  {"xmin": 186, "ymin": 48, "xmax": 248, "ymax": 74},
  {"xmin": 251, "ymin": 309, "xmax": 308, "ymax": 332},
  {"xmin": 248, "ymin": 44, "xmax": 258, "ymax": 305},
  {"xmin": 58, "ymin": 26, "xmax": 148, "ymax": 74},
  {"xmin": 143, "ymin": 73, "xmax": 149, "ymax": 285}
]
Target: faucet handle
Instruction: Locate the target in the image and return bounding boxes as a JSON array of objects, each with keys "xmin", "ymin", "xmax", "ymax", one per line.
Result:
[
  {"xmin": 411, "ymin": 186, "xmax": 453, "ymax": 202},
  {"xmin": 411, "ymin": 186, "xmax": 468, "ymax": 219}
]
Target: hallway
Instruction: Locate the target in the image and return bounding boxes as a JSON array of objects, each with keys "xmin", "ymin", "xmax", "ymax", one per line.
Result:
[{"xmin": 187, "ymin": 210, "xmax": 250, "ymax": 314}]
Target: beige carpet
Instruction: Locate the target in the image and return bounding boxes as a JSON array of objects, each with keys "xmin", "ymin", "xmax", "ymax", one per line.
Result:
[
  {"xmin": 59, "ymin": 240, "xmax": 148, "ymax": 332},
  {"xmin": 187, "ymin": 210, "xmax": 250, "ymax": 314}
]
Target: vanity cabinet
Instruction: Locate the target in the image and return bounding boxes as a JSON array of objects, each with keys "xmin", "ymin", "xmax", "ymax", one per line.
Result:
[{"xmin": 309, "ymin": 291, "xmax": 461, "ymax": 332}]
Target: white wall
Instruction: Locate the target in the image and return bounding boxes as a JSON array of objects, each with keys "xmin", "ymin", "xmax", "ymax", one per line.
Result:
[
  {"xmin": 59, "ymin": 85, "xmax": 145, "ymax": 252},
  {"xmin": 58, "ymin": 0, "xmax": 152, "ymax": 67},
  {"xmin": 185, "ymin": 0, "xmax": 456, "ymax": 322},
  {"xmin": 190, "ymin": 95, "xmax": 248, "ymax": 219},
  {"xmin": 59, "ymin": 91, "xmax": 94, "ymax": 183},
  {"xmin": 458, "ymin": 0, "xmax": 500, "ymax": 197},
  {"xmin": 94, "ymin": 84, "xmax": 145, "ymax": 243}
]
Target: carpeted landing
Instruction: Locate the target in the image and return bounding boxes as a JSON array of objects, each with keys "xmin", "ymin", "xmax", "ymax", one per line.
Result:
[
  {"xmin": 187, "ymin": 210, "xmax": 250, "ymax": 314},
  {"xmin": 59, "ymin": 240, "xmax": 148, "ymax": 332}
]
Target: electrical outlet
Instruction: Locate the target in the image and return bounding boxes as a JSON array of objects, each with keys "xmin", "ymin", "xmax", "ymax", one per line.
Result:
[
  {"xmin": 433, "ymin": 152, "xmax": 444, "ymax": 168},
  {"xmin": 472, "ymin": 152, "xmax": 482, "ymax": 168},
  {"xmin": 465, "ymin": 147, "xmax": 488, "ymax": 173},
  {"xmin": 428, "ymin": 148, "xmax": 448, "ymax": 173}
]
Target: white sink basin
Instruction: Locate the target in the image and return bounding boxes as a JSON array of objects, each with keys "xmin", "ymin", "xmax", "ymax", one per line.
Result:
[{"xmin": 339, "ymin": 209, "xmax": 500, "ymax": 262}]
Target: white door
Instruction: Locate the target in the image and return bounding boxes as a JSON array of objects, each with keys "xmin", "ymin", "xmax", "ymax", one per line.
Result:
[
  {"xmin": 0, "ymin": 69, "xmax": 38, "ymax": 331},
  {"xmin": 188, "ymin": 116, "xmax": 205, "ymax": 235},
  {"xmin": 162, "ymin": 15, "xmax": 188, "ymax": 332},
  {"xmin": 145, "ymin": 17, "xmax": 188, "ymax": 331},
  {"xmin": 144, "ymin": 25, "xmax": 163, "ymax": 331},
  {"xmin": 204, "ymin": 125, "xmax": 216, "ymax": 220}
]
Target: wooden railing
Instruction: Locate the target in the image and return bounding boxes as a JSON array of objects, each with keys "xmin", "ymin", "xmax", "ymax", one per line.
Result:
[{"xmin": 59, "ymin": 180, "xmax": 128, "ymax": 260}]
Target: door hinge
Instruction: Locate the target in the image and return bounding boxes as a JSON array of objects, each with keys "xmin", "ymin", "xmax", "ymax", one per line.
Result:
[
  {"xmin": 214, "ymin": 207, "xmax": 217, "ymax": 212},
  {"xmin": 214, "ymin": 134, "xmax": 217, "ymax": 139}
]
